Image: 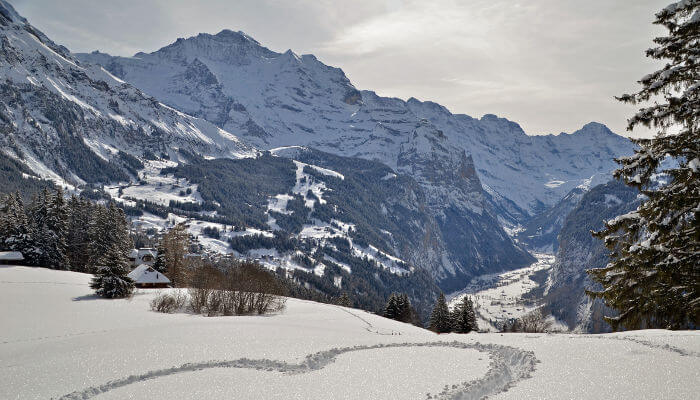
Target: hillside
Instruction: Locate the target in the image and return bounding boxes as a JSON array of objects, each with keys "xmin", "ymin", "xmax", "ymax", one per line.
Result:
[
  {"xmin": 77, "ymin": 31, "xmax": 635, "ymax": 221},
  {"xmin": 544, "ymin": 180, "xmax": 640, "ymax": 333},
  {"xmin": 1, "ymin": 266, "xmax": 698, "ymax": 399}
]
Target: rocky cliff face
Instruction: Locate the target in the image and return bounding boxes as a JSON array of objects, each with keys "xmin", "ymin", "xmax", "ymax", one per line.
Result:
[
  {"xmin": 515, "ymin": 187, "xmax": 587, "ymax": 253},
  {"xmin": 544, "ymin": 180, "xmax": 639, "ymax": 332}
]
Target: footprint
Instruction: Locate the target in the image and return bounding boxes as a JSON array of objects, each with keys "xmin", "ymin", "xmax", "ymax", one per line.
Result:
[{"xmin": 57, "ymin": 341, "xmax": 538, "ymax": 400}]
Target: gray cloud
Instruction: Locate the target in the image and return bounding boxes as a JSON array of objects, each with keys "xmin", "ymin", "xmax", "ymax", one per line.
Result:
[{"xmin": 11, "ymin": 0, "xmax": 668, "ymax": 137}]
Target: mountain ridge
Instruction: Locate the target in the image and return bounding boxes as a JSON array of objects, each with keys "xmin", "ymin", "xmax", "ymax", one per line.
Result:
[{"xmin": 76, "ymin": 28, "xmax": 634, "ymax": 219}]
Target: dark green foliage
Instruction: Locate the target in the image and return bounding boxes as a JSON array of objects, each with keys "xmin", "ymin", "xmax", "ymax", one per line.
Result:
[
  {"xmin": 0, "ymin": 156, "xmax": 55, "ymax": 199},
  {"xmin": 152, "ymin": 241, "xmax": 167, "ymax": 273},
  {"xmin": 162, "ymin": 152, "xmax": 296, "ymax": 229},
  {"xmin": 117, "ymin": 151, "xmax": 144, "ymax": 176},
  {"xmin": 335, "ymin": 292, "xmax": 351, "ymax": 307},
  {"xmin": 201, "ymin": 226, "xmax": 221, "ymax": 239},
  {"xmin": 229, "ymin": 233, "xmax": 299, "ymax": 254},
  {"xmin": 452, "ymin": 296, "xmax": 478, "ymax": 333},
  {"xmin": 546, "ymin": 181, "xmax": 638, "ymax": 332},
  {"xmin": 428, "ymin": 293, "xmax": 452, "ymax": 333},
  {"xmin": 27, "ymin": 188, "xmax": 69, "ymax": 269},
  {"xmin": 0, "ymin": 192, "xmax": 33, "ymax": 256},
  {"xmin": 90, "ymin": 242, "xmax": 134, "ymax": 298},
  {"xmin": 56, "ymin": 132, "xmax": 129, "ymax": 184},
  {"xmin": 65, "ymin": 195, "xmax": 92, "ymax": 272},
  {"xmin": 587, "ymin": 1, "xmax": 699, "ymax": 331},
  {"xmin": 384, "ymin": 293, "xmax": 399, "ymax": 320},
  {"xmin": 384, "ymin": 293, "xmax": 419, "ymax": 324},
  {"xmin": 1, "ymin": 188, "xmax": 134, "ymax": 276}
]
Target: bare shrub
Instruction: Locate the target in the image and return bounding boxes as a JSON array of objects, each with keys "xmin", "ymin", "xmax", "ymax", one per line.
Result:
[
  {"xmin": 206, "ymin": 290, "xmax": 224, "ymax": 316},
  {"xmin": 519, "ymin": 308, "xmax": 553, "ymax": 333},
  {"xmin": 182, "ymin": 259, "xmax": 287, "ymax": 316},
  {"xmin": 188, "ymin": 287, "xmax": 211, "ymax": 314},
  {"xmin": 188, "ymin": 259, "xmax": 222, "ymax": 314},
  {"xmin": 501, "ymin": 308, "xmax": 553, "ymax": 333},
  {"xmin": 150, "ymin": 291, "xmax": 186, "ymax": 313}
]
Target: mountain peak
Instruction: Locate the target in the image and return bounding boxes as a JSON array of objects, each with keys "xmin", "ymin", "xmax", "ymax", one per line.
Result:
[
  {"xmin": 0, "ymin": 0, "xmax": 24, "ymax": 25},
  {"xmin": 572, "ymin": 122, "xmax": 620, "ymax": 138},
  {"xmin": 212, "ymin": 29, "xmax": 260, "ymax": 45}
]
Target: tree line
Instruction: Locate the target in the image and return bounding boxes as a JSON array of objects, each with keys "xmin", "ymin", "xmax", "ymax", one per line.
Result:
[{"xmin": 0, "ymin": 188, "xmax": 136, "ymax": 298}]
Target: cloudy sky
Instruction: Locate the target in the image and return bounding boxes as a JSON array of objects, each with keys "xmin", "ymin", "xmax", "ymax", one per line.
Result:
[{"xmin": 12, "ymin": 0, "xmax": 668, "ymax": 137}]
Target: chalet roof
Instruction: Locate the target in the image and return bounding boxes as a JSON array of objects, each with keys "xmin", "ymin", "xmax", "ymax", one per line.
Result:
[
  {"xmin": 0, "ymin": 251, "xmax": 24, "ymax": 261},
  {"xmin": 127, "ymin": 264, "xmax": 170, "ymax": 284}
]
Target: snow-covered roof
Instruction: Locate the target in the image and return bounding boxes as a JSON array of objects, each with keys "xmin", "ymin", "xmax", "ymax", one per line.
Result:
[
  {"xmin": 128, "ymin": 249, "xmax": 138, "ymax": 258},
  {"xmin": 0, "ymin": 251, "xmax": 24, "ymax": 261},
  {"xmin": 138, "ymin": 248, "xmax": 156, "ymax": 258},
  {"xmin": 127, "ymin": 264, "xmax": 170, "ymax": 284}
]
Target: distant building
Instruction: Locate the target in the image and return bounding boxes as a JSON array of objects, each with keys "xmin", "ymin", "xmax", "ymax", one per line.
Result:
[
  {"xmin": 0, "ymin": 251, "xmax": 24, "ymax": 265},
  {"xmin": 128, "ymin": 248, "xmax": 157, "ymax": 267},
  {"xmin": 127, "ymin": 264, "xmax": 171, "ymax": 288}
]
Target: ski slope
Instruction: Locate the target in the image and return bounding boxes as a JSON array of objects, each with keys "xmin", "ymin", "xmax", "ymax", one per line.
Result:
[{"xmin": 1, "ymin": 266, "xmax": 698, "ymax": 399}]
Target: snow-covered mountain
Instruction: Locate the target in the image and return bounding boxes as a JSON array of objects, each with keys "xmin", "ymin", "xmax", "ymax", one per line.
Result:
[
  {"xmin": 0, "ymin": 2, "xmax": 252, "ymax": 188},
  {"xmin": 0, "ymin": 0, "xmax": 532, "ymax": 300},
  {"xmin": 544, "ymin": 180, "xmax": 639, "ymax": 333},
  {"xmin": 77, "ymin": 30, "xmax": 635, "ymax": 221},
  {"xmin": 515, "ymin": 187, "xmax": 587, "ymax": 253}
]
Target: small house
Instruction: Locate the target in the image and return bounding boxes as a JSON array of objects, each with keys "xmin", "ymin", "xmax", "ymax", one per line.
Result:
[
  {"xmin": 128, "ymin": 248, "xmax": 157, "ymax": 267},
  {"xmin": 0, "ymin": 251, "xmax": 24, "ymax": 265},
  {"xmin": 127, "ymin": 264, "xmax": 171, "ymax": 288}
]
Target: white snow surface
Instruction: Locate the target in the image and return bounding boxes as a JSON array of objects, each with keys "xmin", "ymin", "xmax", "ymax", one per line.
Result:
[
  {"xmin": 2, "ymin": 266, "xmax": 698, "ymax": 399},
  {"xmin": 127, "ymin": 264, "xmax": 171, "ymax": 285}
]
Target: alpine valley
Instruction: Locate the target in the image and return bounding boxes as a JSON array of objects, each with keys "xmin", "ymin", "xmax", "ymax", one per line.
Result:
[{"xmin": 1, "ymin": 0, "xmax": 635, "ymax": 324}]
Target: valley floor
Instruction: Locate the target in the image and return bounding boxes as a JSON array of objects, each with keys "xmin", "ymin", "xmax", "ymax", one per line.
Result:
[
  {"xmin": 449, "ymin": 253, "xmax": 558, "ymax": 331},
  {"xmin": 1, "ymin": 266, "xmax": 698, "ymax": 399}
]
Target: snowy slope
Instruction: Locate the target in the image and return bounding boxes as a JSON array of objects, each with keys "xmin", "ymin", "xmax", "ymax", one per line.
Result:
[
  {"xmin": 0, "ymin": 0, "xmax": 532, "ymax": 294},
  {"xmin": 0, "ymin": 1, "xmax": 253, "ymax": 188},
  {"xmin": 77, "ymin": 31, "xmax": 634, "ymax": 218},
  {"xmin": 2, "ymin": 266, "xmax": 698, "ymax": 399},
  {"xmin": 545, "ymin": 181, "xmax": 640, "ymax": 333}
]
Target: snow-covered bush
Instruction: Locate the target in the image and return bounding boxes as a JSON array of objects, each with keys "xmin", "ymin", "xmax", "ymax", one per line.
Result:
[{"xmin": 150, "ymin": 291, "xmax": 187, "ymax": 313}]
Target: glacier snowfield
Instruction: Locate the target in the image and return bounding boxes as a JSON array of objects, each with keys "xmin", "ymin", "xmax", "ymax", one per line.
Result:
[{"xmin": 1, "ymin": 266, "xmax": 698, "ymax": 399}]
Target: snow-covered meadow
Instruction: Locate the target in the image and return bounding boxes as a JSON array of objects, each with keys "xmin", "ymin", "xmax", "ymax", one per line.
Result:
[{"xmin": 1, "ymin": 266, "xmax": 698, "ymax": 399}]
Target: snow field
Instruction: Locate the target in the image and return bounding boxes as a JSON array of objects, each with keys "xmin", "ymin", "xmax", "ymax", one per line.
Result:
[{"xmin": 1, "ymin": 266, "xmax": 698, "ymax": 399}]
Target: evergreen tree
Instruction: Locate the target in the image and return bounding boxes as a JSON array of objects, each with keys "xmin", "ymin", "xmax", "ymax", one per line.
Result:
[
  {"xmin": 0, "ymin": 192, "xmax": 34, "ymax": 256},
  {"xmin": 90, "ymin": 241, "xmax": 134, "ymax": 298},
  {"xmin": 336, "ymin": 292, "xmax": 351, "ymax": 307},
  {"xmin": 384, "ymin": 293, "xmax": 399, "ymax": 320},
  {"xmin": 65, "ymin": 196, "xmax": 92, "ymax": 272},
  {"xmin": 152, "ymin": 240, "xmax": 167, "ymax": 273},
  {"xmin": 452, "ymin": 296, "xmax": 478, "ymax": 333},
  {"xmin": 428, "ymin": 293, "xmax": 452, "ymax": 333},
  {"xmin": 587, "ymin": 1, "xmax": 699, "ymax": 330},
  {"xmin": 28, "ymin": 188, "xmax": 68, "ymax": 269},
  {"xmin": 107, "ymin": 203, "xmax": 133, "ymax": 256},
  {"xmin": 88, "ymin": 204, "xmax": 111, "ymax": 269}
]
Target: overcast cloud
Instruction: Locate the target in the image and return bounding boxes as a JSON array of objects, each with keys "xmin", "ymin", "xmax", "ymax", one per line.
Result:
[{"xmin": 12, "ymin": 0, "xmax": 669, "ymax": 137}]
